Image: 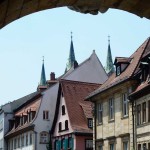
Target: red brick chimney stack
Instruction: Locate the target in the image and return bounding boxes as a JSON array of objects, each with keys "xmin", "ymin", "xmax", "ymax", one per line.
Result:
[{"xmin": 50, "ymin": 72, "xmax": 55, "ymax": 80}]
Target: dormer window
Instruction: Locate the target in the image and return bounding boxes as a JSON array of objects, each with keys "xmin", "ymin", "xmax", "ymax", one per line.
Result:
[
  {"xmin": 116, "ymin": 66, "xmax": 121, "ymax": 76},
  {"xmin": 140, "ymin": 62, "xmax": 149, "ymax": 82},
  {"xmin": 114, "ymin": 57, "xmax": 131, "ymax": 76}
]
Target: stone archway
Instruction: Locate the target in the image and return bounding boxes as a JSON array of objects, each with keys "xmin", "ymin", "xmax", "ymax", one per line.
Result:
[{"xmin": 0, "ymin": 0, "xmax": 150, "ymax": 29}]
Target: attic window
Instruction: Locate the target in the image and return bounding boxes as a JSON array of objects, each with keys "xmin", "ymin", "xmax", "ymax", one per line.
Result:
[
  {"xmin": 140, "ymin": 62, "xmax": 149, "ymax": 82},
  {"xmin": 116, "ymin": 66, "xmax": 121, "ymax": 76},
  {"xmin": 114, "ymin": 57, "xmax": 131, "ymax": 76},
  {"xmin": 62, "ymin": 105, "xmax": 65, "ymax": 115},
  {"xmin": 88, "ymin": 118, "xmax": 93, "ymax": 128}
]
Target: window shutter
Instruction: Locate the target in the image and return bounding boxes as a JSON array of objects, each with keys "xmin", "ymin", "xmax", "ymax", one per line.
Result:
[
  {"xmin": 65, "ymin": 139, "xmax": 68, "ymax": 150},
  {"xmin": 71, "ymin": 138, "xmax": 74, "ymax": 150}
]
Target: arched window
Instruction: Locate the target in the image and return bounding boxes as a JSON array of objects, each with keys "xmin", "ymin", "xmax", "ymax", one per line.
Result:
[
  {"xmin": 62, "ymin": 105, "xmax": 65, "ymax": 115},
  {"xmin": 65, "ymin": 120, "xmax": 68, "ymax": 130},
  {"xmin": 40, "ymin": 131, "xmax": 49, "ymax": 144}
]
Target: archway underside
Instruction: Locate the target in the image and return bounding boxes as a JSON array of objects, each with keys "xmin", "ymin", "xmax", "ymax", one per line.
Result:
[{"xmin": 0, "ymin": 0, "xmax": 150, "ymax": 29}]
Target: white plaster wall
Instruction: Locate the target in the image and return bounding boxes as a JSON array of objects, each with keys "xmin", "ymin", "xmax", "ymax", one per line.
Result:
[
  {"xmin": 53, "ymin": 95, "xmax": 73, "ymax": 137},
  {"xmin": 33, "ymin": 83, "xmax": 59, "ymax": 150}
]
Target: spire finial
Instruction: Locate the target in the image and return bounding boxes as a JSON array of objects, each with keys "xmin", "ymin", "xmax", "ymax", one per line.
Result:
[
  {"xmin": 42, "ymin": 56, "xmax": 44, "ymax": 64},
  {"xmin": 108, "ymin": 35, "xmax": 110, "ymax": 45},
  {"xmin": 71, "ymin": 31, "xmax": 73, "ymax": 41}
]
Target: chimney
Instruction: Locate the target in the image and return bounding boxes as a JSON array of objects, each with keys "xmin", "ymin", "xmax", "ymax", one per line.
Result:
[{"xmin": 50, "ymin": 72, "xmax": 55, "ymax": 80}]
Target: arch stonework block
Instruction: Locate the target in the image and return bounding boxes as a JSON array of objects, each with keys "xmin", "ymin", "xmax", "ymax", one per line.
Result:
[{"xmin": 0, "ymin": 0, "xmax": 150, "ymax": 28}]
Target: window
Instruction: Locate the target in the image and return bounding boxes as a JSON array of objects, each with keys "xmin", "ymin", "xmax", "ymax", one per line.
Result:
[
  {"xmin": 122, "ymin": 93, "xmax": 128, "ymax": 116},
  {"xmin": 21, "ymin": 134, "xmax": 24, "ymax": 147},
  {"xmin": 40, "ymin": 132, "xmax": 49, "ymax": 143},
  {"xmin": 97, "ymin": 103, "xmax": 102, "ymax": 124},
  {"xmin": 138, "ymin": 144, "xmax": 141, "ymax": 150},
  {"xmin": 59, "ymin": 122, "xmax": 62, "ymax": 131},
  {"xmin": 26, "ymin": 133, "xmax": 28, "ymax": 146},
  {"xmin": 14, "ymin": 138, "xmax": 17, "ymax": 149},
  {"xmin": 68, "ymin": 137, "xmax": 73, "ymax": 149},
  {"xmin": 30, "ymin": 133, "xmax": 32, "ymax": 145},
  {"xmin": 110, "ymin": 143, "xmax": 115, "ymax": 150},
  {"xmin": 98, "ymin": 145, "xmax": 103, "ymax": 150},
  {"xmin": 18, "ymin": 136, "xmax": 20, "ymax": 148},
  {"xmin": 0, "ymin": 120, "xmax": 3, "ymax": 132},
  {"xmin": 143, "ymin": 143, "xmax": 147, "ymax": 150},
  {"xmin": 142, "ymin": 102, "xmax": 146, "ymax": 123},
  {"xmin": 85, "ymin": 139, "xmax": 93, "ymax": 150},
  {"xmin": 88, "ymin": 119, "xmax": 93, "ymax": 128},
  {"xmin": 116, "ymin": 66, "xmax": 121, "ymax": 76},
  {"xmin": 43, "ymin": 111, "xmax": 49, "ymax": 120},
  {"xmin": 123, "ymin": 141, "xmax": 128, "ymax": 150},
  {"xmin": 62, "ymin": 105, "xmax": 65, "ymax": 115},
  {"xmin": 148, "ymin": 143, "xmax": 150, "ymax": 150},
  {"xmin": 137, "ymin": 104, "xmax": 141, "ymax": 125},
  {"xmin": 109, "ymin": 98, "xmax": 114, "ymax": 120},
  {"xmin": 65, "ymin": 120, "xmax": 68, "ymax": 130},
  {"xmin": 148, "ymin": 101, "xmax": 150, "ymax": 122}
]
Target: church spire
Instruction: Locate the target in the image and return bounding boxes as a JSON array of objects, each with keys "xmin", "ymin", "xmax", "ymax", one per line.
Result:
[
  {"xmin": 65, "ymin": 32, "xmax": 76, "ymax": 72},
  {"xmin": 39, "ymin": 56, "xmax": 46, "ymax": 86},
  {"xmin": 105, "ymin": 36, "xmax": 115, "ymax": 76}
]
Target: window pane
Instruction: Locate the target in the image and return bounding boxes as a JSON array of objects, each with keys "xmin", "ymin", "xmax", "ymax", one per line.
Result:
[{"xmin": 123, "ymin": 142, "xmax": 128, "ymax": 150}]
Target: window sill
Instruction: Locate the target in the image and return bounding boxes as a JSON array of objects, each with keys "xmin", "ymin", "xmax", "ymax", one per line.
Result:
[
  {"xmin": 97, "ymin": 123, "xmax": 103, "ymax": 126},
  {"xmin": 59, "ymin": 128, "xmax": 69, "ymax": 132},
  {"xmin": 43, "ymin": 119, "xmax": 50, "ymax": 121},
  {"xmin": 121, "ymin": 115, "xmax": 128, "ymax": 120},
  {"xmin": 108, "ymin": 119, "xmax": 115, "ymax": 123},
  {"xmin": 39, "ymin": 142, "xmax": 48, "ymax": 144},
  {"xmin": 137, "ymin": 122, "xmax": 150, "ymax": 128}
]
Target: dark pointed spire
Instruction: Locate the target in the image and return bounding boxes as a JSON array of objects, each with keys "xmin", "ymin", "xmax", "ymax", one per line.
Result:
[
  {"xmin": 65, "ymin": 32, "xmax": 76, "ymax": 72},
  {"xmin": 39, "ymin": 56, "xmax": 46, "ymax": 86},
  {"xmin": 105, "ymin": 36, "xmax": 115, "ymax": 76}
]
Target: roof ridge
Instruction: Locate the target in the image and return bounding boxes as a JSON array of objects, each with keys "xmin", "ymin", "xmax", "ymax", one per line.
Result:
[{"xmin": 60, "ymin": 79, "xmax": 100, "ymax": 86}]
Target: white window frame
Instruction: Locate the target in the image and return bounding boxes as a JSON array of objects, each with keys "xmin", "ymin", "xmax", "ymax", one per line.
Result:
[
  {"xmin": 43, "ymin": 110, "xmax": 49, "ymax": 120},
  {"xmin": 97, "ymin": 103, "xmax": 102, "ymax": 124},
  {"xmin": 85, "ymin": 139, "xmax": 93, "ymax": 149},
  {"xmin": 109, "ymin": 98, "xmax": 114, "ymax": 120},
  {"xmin": 122, "ymin": 93, "xmax": 128, "ymax": 116},
  {"xmin": 123, "ymin": 141, "xmax": 128, "ymax": 150},
  {"xmin": 40, "ymin": 131, "xmax": 49, "ymax": 144}
]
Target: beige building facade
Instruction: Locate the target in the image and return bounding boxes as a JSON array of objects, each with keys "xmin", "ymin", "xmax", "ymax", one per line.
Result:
[{"xmin": 87, "ymin": 38, "xmax": 150, "ymax": 150}]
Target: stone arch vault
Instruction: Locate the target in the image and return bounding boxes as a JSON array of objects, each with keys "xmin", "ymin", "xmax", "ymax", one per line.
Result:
[{"xmin": 0, "ymin": 0, "xmax": 150, "ymax": 29}]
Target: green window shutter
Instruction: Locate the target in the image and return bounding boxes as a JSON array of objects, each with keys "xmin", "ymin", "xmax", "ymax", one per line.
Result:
[
  {"xmin": 59, "ymin": 140, "xmax": 61, "ymax": 150},
  {"xmin": 65, "ymin": 139, "xmax": 68, "ymax": 150},
  {"xmin": 56, "ymin": 141, "xmax": 60, "ymax": 150},
  {"xmin": 71, "ymin": 138, "xmax": 74, "ymax": 150}
]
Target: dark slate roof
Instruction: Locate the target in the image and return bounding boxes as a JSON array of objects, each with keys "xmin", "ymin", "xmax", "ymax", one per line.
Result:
[
  {"xmin": 0, "ymin": 91, "xmax": 40, "ymax": 113},
  {"xmin": 87, "ymin": 37, "xmax": 150, "ymax": 99}
]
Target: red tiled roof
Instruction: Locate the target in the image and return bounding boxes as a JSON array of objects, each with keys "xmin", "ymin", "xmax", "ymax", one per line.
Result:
[
  {"xmin": 87, "ymin": 38, "xmax": 150, "ymax": 99},
  {"xmin": 5, "ymin": 98, "xmax": 41, "ymax": 138},
  {"xmin": 61, "ymin": 80, "xmax": 99, "ymax": 133}
]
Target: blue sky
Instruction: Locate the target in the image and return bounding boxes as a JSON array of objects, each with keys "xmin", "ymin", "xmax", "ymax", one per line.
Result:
[{"xmin": 0, "ymin": 7, "xmax": 150, "ymax": 104}]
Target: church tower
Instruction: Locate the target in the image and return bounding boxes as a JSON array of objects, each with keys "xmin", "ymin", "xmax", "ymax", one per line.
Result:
[
  {"xmin": 37, "ymin": 57, "xmax": 47, "ymax": 91},
  {"xmin": 65, "ymin": 32, "xmax": 78, "ymax": 72},
  {"xmin": 105, "ymin": 36, "xmax": 115, "ymax": 76}
]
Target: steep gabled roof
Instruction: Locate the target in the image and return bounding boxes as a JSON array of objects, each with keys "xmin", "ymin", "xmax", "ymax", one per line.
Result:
[
  {"xmin": 62, "ymin": 50, "xmax": 108, "ymax": 84},
  {"xmin": 87, "ymin": 38, "xmax": 150, "ymax": 99},
  {"xmin": 52, "ymin": 80, "xmax": 100, "ymax": 134}
]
